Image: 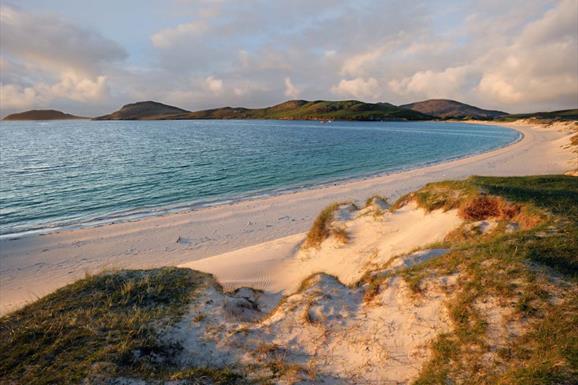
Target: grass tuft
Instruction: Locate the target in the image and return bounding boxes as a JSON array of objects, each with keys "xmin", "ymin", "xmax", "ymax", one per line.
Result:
[
  {"xmin": 303, "ymin": 203, "xmax": 340, "ymax": 249},
  {"xmin": 332, "ymin": 226, "xmax": 350, "ymax": 245},
  {"xmin": 365, "ymin": 194, "xmax": 389, "ymax": 208}
]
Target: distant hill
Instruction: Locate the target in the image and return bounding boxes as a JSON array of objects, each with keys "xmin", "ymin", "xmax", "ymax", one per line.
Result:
[
  {"xmin": 501, "ymin": 108, "xmax": 578, "ymax": 121},
  {"xmin": 167, "ymin": 100, "xmax": 432, "ymax": 121},
  {"xmin": 94, "ymin": 101, "xmax": 190, "ymax": 120},
  {"xmin": 400, "ymin": 99, "xmax": 508, "ymax": 119},
  {"xmin": 3, "ymin": 109, "xmax": 86, "ymax": 121}
]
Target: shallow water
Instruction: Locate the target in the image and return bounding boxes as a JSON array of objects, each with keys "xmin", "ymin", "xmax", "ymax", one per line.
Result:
[{"xmin": 0, "ymin": 119, "xmax": 519, "ymax": 237}]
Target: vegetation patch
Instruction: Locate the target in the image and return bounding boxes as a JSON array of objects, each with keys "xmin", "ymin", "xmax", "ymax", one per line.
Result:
[
  {"xmin": 0, "ymin": 268, "xmax": 250, "ymax": 385},
  {"xmin": 406, "ymin": 175, "xmax": 578, "ymax": 384},
  {"xmin": 332, "ymin": 226, "xmax": 350, "ymax": 245},
  {"xmin": 570, "ymin": 132, "xmax": 578, "ymax": 148},
  {"xmin": 392, "ymin": 180, "xmax": 478, "ymax": 212},
  {"xmin": 365, "ymin": 194, "xmax": 389, "ymax": 208},
  {"xmin": 303, "ymin": 203, "xmax": 352, "ymax": 248}
]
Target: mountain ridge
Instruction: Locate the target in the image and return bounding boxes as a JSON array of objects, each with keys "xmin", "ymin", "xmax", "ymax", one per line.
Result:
[
  {"xmin": 95, "ymin": 99, "xmax": 433, "ymax": 121},
  {"xmin": 6, "ymin": 99, "xmax": 577, "ymax": 122}
]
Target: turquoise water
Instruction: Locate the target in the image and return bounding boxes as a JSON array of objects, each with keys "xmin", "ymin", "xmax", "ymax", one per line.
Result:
[{"xmin": 0, "ymin": 120, "xmax": 519, "ymax": 237}]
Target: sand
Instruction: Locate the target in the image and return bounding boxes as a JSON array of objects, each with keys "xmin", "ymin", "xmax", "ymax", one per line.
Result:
[
  {"xmin": 0, "ymin": 120, "xmax": 575, "ymax": 315},
  {"xmin": 182, "ymin": 201, "xmax": 462, "ymax": 295}
]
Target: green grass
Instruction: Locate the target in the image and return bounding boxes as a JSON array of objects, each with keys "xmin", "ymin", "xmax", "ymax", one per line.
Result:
[
  {"xmin": 392, "ymin": 180, "xmax": 479, "ymax": 212},
  {"xmin": 406, "ymin": 175, "xmax": 578, "ymax": 384},
  {"xmin": 0, "ymin": 268, "xmax": 250, "ymax": 385}
]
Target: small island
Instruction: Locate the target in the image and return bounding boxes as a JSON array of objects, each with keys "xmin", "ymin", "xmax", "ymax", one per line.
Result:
[{"xmin": 2, "ymin": 109, "xmax": 86, "ymax": 121}]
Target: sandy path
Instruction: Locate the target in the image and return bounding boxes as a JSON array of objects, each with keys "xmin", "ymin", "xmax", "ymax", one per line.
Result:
[{"xmin": 0, "ymin": 121, "xmax": 575, "ymax": 315}]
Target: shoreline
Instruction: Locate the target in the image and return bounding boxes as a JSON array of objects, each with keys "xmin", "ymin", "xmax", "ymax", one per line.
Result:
[
  {"xmin": 0, "ymin": 120, "xmax": 521, "ymax": 241},
  {"xmin": 0, "ymin": 119, "xmax": 575, "ymax": 315}
]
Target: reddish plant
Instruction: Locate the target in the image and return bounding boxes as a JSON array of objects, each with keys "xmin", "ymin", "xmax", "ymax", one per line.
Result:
[{"xmin": 459, "ymin": 195, "xmax": 500, "ymax": 220}]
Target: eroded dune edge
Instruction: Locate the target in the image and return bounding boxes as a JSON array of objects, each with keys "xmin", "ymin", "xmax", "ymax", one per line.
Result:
[{"xmin": 2, "ymin": 174, "xmax": 577, "ymax": 385}]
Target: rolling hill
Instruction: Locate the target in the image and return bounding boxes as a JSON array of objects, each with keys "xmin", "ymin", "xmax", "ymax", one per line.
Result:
[
  {"xmin": 400, "ymin": 99, "xmax": 508, "ymax": 119},
  {"xmin": 2, "ymin": 109, "xmax": 86, "ymax": 121},
  {"xmin": 93, "ymin": 101, "xmax": 190, "ymax": 120},
  {"xmin": 96, "ymin": 100, "xmax": 433, "ymax": 121}
]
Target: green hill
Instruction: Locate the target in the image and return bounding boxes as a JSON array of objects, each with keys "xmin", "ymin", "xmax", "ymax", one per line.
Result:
[
  {"xmin": 94, "ymin": 101, "xmax": 190, "ymax": 120},
  {"xmin": 178, "ymin": 99, "xmax": 432, "ymax": 121},
  {"xmin": 2, "ymin": 109, "xmax": 86, "ymax": 121},
  {"xmin": 400, "ymin": 99, "xmax": 508, "ymax": 119},
  {"xmin": 500, "ymin": 108, "xmax": 578, "ymax": 121}
]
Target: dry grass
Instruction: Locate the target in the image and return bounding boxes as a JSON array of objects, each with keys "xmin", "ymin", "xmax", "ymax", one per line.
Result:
[
  {"xmin": 303, "ymin": 203, "xmax": 340, "ymax": 249},
  {"xmin": 570, "ymin": 132, "xmax": 578, "ymax": 148},
  {"xmin": 332, "ymin": 226, "xmax": 350, "ymax": 244},
  {"xmin": 365, "ymin": 194, "xmax": 389, "ymax": 208},
  {"xmin": 0, "ymin": 268, "xmax": 243, "ymax": 385},
  {"xmin": 303, "ymin": 203, "xmax": 353, "ymax": 248},
  {"xmin": 458, "ymin": 195, "xmax": 520, "ymax": 221},
  {"xmin": 363, "ymin": 278, "xmax": 383, "ymax": 304}
]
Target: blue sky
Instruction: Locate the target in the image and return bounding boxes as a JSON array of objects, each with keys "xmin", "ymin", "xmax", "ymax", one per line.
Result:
[{"xmin": 1, "ymin": 0, "xmax": 577, "ymax": 116}]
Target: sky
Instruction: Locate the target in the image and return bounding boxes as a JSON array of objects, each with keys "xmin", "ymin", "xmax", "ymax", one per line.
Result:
[{"xmin": 0, "ymin": 0, "xmax": 577, "ymax": 116}]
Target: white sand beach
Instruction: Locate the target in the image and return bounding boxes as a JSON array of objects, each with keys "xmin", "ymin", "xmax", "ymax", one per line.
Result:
[{"xmin": 0, "ymin": 120, "xmax": 575, "ymax": 315}]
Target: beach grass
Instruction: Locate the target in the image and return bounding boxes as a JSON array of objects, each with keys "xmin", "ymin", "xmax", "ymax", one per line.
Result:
[
  {"xmin": 0, "ymin": 267, "xmax": 250, "ymax": 385},
  {"xmin": 303, "ymin": 203, "xmax": 341, "ymax": 249},
  {"xmin": 405, "ymin": 175, "xmax": 578, "ymax": 384}
]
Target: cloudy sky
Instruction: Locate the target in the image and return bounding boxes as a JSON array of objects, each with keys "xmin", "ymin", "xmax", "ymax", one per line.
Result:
[{"xmin": 1, "ymin": 0, "xmax": 577, "ymax": 116}]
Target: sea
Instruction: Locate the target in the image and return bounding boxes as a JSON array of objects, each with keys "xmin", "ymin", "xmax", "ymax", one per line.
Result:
[{"xmin": 0, "ymin": 119, "xmax": 520, "ymax": 238}]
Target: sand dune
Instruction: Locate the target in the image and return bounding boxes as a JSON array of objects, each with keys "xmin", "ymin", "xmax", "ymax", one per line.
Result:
[{"xmin": 182, "ymin": 201, "xmax": 462, "ymax": 296}]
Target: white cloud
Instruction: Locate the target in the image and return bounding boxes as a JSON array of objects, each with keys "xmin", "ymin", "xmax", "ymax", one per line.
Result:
[
  {"xmin": 205, "ymin": 76, "xmax": 224, "ymax": 94},
  {"xmin": 0, "ymin": 73, "xmax": 109, "ymax": 109},
  {"xmin": 0, "ymin": 5, "xmax": 124, "ymax": 113},
  {"xmin": 0, "ymin": 5, "xmax": 125, "ymax": 75},
  {"xmin": 151, "ymin": 20, "xmax": 209, "ymax": 48},
  {"xmin": 386, "ymin": 0, "xmax": 578, "ymax": 110},
  {"xmin": 1, "ymin": 0, "xmax": 576, "ymax": 115},
  {"xmin": 331, "ymin": 77, "xmax": 380, "ymax": 100},
  {"xmin": 284, "ymin": 77, "xmax": 300, "ymax": 99},
  {"xmin": 388, "ymin": 66, "xmax": 474, "ymax": 99},
  {"xmin": 474, "ymin": 0, "xmax": 578, "ymax": 106}
]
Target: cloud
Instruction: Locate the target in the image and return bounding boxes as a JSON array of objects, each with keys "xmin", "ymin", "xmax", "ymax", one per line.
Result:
[
  {"xmin": 1, "ymin": 0, "xmax": 576, "ymax": 115},
  {"xmin": 474, "ymin": 0, "xmax": 578, "ymax": 107},
  {"xmin": 284, "ymin": 77, "xmax": 300, "ymax": 98},
  {"xmin": 0, "ymin": 5, "xmax": 125, "ymax": 75},
  {"xmin": 388, "ymin": 66, "xmax": 476, "ymax": 100},
  {"xmin": 0, "ymin": 73, "xmax": 109, "ymax": 109},
  {"xmin": 0, "ymin": 5, "xmax": 125, "ymax": 113},
  {"xmin": 205, "ymin": 76, "xmax": 224, "ymax": 94},
  {"xmin": 151, "ymin": 20, "xmax": 209, "ymax": 48},
  {"xmin": 331, "ymin": 77, "xmax": 380, "ymax": 100}
]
